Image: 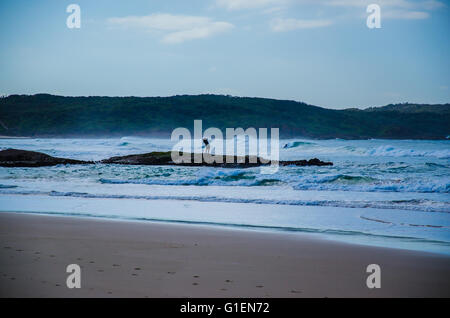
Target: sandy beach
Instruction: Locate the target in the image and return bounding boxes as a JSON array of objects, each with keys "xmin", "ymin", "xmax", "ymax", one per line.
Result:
[{"xmin": 0, "ymin": 212, "xmax": 449, "ymax": 298}]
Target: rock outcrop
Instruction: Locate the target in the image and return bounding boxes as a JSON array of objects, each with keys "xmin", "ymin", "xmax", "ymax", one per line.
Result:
[
  {"xmin": 101, "ymin": 151, "xmax": 333, "ymax": 167},
  {"xmin": 0, "ymin": 149, "xmax": 92, "ymax": 167},
  {"xmin": 0, "ymin": 149, "xmax": 333, "ymax": 168}
]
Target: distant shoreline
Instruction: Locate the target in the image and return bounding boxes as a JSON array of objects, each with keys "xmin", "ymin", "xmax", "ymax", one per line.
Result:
[{"xmin": 1, "ymin": 94, "xmax": 448, "ymax": 140}]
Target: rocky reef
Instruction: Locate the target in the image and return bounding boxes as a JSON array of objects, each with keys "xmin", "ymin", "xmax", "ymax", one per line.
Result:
[
  {"xmin": 0, "ymin": 149, "xmax": 92, "ymax": 167},
  {"xmin": 102, "ymin": 152, "xmax": 333, "ymax": 167},
  {"xmin": 0, "ymin": 149, "xmax": 333, "ymax": 168}
]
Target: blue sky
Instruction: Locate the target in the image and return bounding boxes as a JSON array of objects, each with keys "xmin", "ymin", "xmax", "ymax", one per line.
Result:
[{"xmin": 0, "ymin": 0, "xmax": 449, "ymax": 109}]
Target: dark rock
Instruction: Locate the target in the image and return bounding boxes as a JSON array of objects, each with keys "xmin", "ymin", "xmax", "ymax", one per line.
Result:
[
  {"xmin": 102, "ymin": 151, "xmax": 333, "ymax": 167},
  {"xmin": 0, "ymin": 149, "xmax": 332, "ymax": 168},
  {"xmin": 0, "ymin": 148, "xmax": 92, "ymax": 167},
  {"xmin": 279, "ymin": 158, "xmax": 333, "ymax": 166},
  {"xmin": 101, "ymin": 151, "xmax": 176, "ymax": 165},
  {"xmin": 101, "ymin": 152, "xmax": 264, "ymax": 168}
]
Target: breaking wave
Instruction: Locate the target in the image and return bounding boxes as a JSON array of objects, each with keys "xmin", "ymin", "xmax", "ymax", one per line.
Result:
[
  {"xmin": 363, "ymin": 145, "xmax": 450, "ymax": 159},
  {"xmin": 283, "ymin": 141, "xmax": 316, "ymax": 149},
  {"xmin": 99, "ymin": 171, "xmax": 450, "ymax": 193},
  {"xmin": 293, "ymin": 174, "xmax": 450, "ymax": 193}
]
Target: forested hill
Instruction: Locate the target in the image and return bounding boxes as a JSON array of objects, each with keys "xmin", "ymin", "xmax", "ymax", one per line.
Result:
[{"xmin": 0, "ymin": 94, "xmax": 448, "ymax": 139}]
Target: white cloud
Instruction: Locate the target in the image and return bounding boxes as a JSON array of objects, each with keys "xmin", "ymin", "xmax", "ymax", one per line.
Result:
[
  {"xmin": 215, "ymin": 0, "xmax": 446, "ymax": 10},
  {"xmin": 383, "ymin": 10, "xmax": 430, "ymax": 19},
  {"xmin": 324, "ymin": 0, "xmax": 446, "ymax": 8},
  {"xmin": 314, "ymin": 0, "xmax": 444, "ymax": 21},
  {"xmin": 325, "ymin": 0, "xmax": 414, "ymax": 8},
  {"xmin": 108, "ymin": 13, "xmax": 234, "ymax": 44},
  {"xmin": 215, "ymin": 0, "xmax": 288, "ymax": 10},
  {"xmin": 261, "ymin": 6, "xmax": 284, "ymax": 14},
  {"xmin": 270, "ymin": 17, "xmax": 333, "ymax": 31},
  {"xmin": 421, "ymin": 0, "xmax": 446, "ymax": 10},
  {"xmin": 214, "ymin": 0, "xmax": 445, "ymax": 25},
  {"xmin": 327, "ymin": 0, "xmax": 447, "ymax": 22}
]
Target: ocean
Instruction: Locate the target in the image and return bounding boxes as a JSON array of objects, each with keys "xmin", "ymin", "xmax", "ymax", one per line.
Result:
[{"xmin": 0, "ymin": 137, "xmax": 449, "ymax": 254}]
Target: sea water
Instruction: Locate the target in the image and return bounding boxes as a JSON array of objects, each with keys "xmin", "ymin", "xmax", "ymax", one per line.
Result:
[{"xmin": 0, "ymin": 137, "xmax": 449, "ymax": 254}]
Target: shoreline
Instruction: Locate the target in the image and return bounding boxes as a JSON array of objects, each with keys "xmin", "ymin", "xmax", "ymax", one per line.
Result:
[
  {"xmin": 2, "ymin": 209, "xmax": 450, "ymax": 256},
  {"xmin": 1, "ymin": 212, "xmax": 449, "ymax": 297},
  {"xmin": 1, "ymin": 192, "xmax": 448, "ymax": 255}
]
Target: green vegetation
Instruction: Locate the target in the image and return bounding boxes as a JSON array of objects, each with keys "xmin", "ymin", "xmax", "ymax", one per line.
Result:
[{"xmin": 0, "ymin": 94, "xmax": 448, "ymax": 139}]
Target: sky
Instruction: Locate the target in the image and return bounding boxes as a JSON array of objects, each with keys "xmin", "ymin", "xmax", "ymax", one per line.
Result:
[{"xmin": 0, "ymin": 0, "xmax": 449, "ymax": 109}]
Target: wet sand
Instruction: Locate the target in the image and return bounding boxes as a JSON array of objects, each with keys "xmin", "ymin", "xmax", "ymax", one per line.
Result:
[{"xmin": 0, "ymin": 212, "xmax": 449, "ymax": 297}]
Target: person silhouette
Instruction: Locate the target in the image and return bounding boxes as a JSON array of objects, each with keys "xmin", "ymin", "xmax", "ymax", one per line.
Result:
[{"xmin": 202, "ymin": 137, "xmax": 210, "ymax": 154}]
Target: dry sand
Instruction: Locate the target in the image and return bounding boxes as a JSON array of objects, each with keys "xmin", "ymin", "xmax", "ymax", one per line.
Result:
[{"xmin": 0, "ymin": 212, "xmax": 449, "ymax": 298}]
